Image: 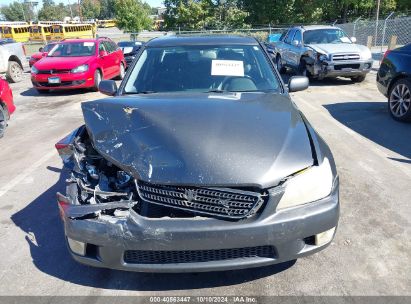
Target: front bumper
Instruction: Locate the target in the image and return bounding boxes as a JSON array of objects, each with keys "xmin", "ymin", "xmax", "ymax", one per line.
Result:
[
  {"xmin": 312, "ymin": 59, "xmax": 373, "ymax": 78},
  {"xmin": 31, "ymin": 72, "xmax": 94, "ymax": 90},
  {"xmin": 59, "ymin": 180, "xmax": 339, "ymax": 273}
]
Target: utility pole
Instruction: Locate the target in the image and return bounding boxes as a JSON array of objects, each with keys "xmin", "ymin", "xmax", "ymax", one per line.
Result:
[
  {"xmin": 374, "ymin": 0, "xmax": 381, "ymax": 46},
  {"xmin": 67, "ymin": 0, "xmax": 74, "ymax": 19},
  {"xmin": 78, "ymin": 0, "xmax": 82, "ymax": 22}
]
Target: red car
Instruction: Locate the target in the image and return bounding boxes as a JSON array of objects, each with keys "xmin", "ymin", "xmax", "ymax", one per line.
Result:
[
  {"xmin": 29, "ymin": 43, "xmax": 56, "ymax": 67},
  {"xmin": 31, "ymin": 38, "xmax": 126, "ymax": 92},
  {"xmin": 0, "ymin": 77, "xmax": 15, "ymax": 138}
]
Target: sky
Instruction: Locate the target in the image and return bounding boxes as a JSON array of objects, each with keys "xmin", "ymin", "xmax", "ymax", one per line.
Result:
[{"xmin": 0, "ymin": 0, "xmax": 165, "ymax": 9}]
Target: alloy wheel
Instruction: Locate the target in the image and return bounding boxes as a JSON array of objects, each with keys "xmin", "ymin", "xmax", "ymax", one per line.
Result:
[{"xmin": 389, "ymin": 83, "xmax": 411, "ymax": 118}]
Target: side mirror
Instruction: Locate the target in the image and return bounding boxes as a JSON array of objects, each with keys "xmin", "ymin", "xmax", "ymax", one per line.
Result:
[
  {"xmin": 350, "ymin": 37, "xmax": 357, "ymax": 43},
  {"xmin": 292, "ymin": 40, "xmax": 300, "ymax": 47},
  {"xmin": 39, "ymin": 47, "xmax": 44, "ymax": 52},
  {"xmin": 99, "ymin": 50, "xmax": 108, "ymax": 57},
  {"xmin": 288, "ymin": 76, "xmax": 309, "ymax": 92},
  {"xmin": 99, "ymin": 80, "xmax": 118, "ymax": 96}
]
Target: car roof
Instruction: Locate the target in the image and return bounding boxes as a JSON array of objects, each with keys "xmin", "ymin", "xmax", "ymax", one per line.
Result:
[
  {"xmin": 146, "ymin": 35, "xmax": 259, "ymax": 47},
  {"xmin": 297, "ymin": 25, "xmax": 340, "ymax": 31}
]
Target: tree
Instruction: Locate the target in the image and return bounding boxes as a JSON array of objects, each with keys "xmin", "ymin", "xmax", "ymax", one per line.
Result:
[
  {"xmin": 0, "ymin": 1, "xmax": 35, "ymax": 21},
  {"xmin": 99, "ymin": 0, "xmax": 116, "ymax": 19},
  {"xmin": 38, "ymin": 0, "xmax": 69, "ymax": 21},
  {"xmin": 114, "ymin": 0, "xmax": 152, "ymax": 32},
  {"xmin": 81, "ymin": 0, "xmax": 101, "ymax": 19}
]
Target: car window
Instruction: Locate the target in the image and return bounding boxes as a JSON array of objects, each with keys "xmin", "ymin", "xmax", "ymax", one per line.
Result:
[
  {"xmin": 48, "ymin": 42, "xmax": 96, "ymax": 57},
  {"xmin": 303, "ymin": 29, "xmax": 351, "ymax": 44},
  {"xmin": 293, "ymin": 30, "xmax": 302, "ymax": 44},
  {"xmin": 99, "ymin": 42, "xmax": 106, "ymax": 52},
  {"xmin": 124, "ymin": 44, "xmax": 280, "ymax": 94},
  {"xmin": 102, "ymin": 41, "xmax": 113, "ymax": 53},
  {"xmin": 279, "ymin": 30, "xmax": 288, "ymax": 42},
  {"xmin": 285, "ymin": 29, "xmax": 296, "ymax": 44}
]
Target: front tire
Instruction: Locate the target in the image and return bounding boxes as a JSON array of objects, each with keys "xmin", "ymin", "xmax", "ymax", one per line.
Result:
[
  {"xmin": 388, "ymin": 78, "xmax": 411, "ymax": 122},
  {"xmin": 6, "ymin": 61, "xmax": 23, "ymax": 83},
  {"xmin": 298, "ymin": 60, "xmax": 311, "ymax": 77},
  {"xmin": 0, "ymin": 106, "xmax": 8, "ymax": 138},
  {"xmin": 93, "ymin": 70, "xmax": 102, "ymax": 91},
  {"xmin": 116, "ymin": 63, "xmax": 125, "ymax": 80},
  {"xmin": 351, "ymin": 75, "xmax": 366, "ymax": 83},
  {"xmin": 276, "ymin": 55, "xmax": 285, "ymax": 74}
]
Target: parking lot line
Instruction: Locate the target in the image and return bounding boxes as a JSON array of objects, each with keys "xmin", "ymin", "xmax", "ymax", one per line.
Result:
[{"xmin": 0, "ymin": 150, "xmax": 56, "ymax": 198}]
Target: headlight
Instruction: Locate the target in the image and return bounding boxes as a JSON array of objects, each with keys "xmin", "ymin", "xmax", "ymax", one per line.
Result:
[
  {"xmin": 276, "ymin": 158, "xmax": 333, "ymax": 210},
  {"xmin": 361, "ymin": 49, "xmax": 372, "ymax": 60},
  {"xmin": 31, "ymin": 65, "xmax": 38, "ymax": 74},
  {"xmin": 318, "ymin": 54, "xmax": 328, "ymax": 62},
  {"xmin": 71, "ymin": 64, "xmax": 89, "ymax": 73}
]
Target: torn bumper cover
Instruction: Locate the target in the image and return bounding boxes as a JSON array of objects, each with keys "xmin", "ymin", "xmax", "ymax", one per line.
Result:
[{"xmin": 58, "ymin": 179, "xmax": 339, "ymax": 273}]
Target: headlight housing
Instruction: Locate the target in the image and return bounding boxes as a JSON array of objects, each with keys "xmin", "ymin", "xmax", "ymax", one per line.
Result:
[
  {"xmin": 31, "ymin": 65, "xmax": 38, "ymax": 74},
  {"xmin": 318, "ymin": 54, "xmax": 328, "ymax": 62},
  {"xmin": 361, "ymin": 49, "xmax": 372, "ymax": 60},
  {"xmin": 71, "ymin": 64, "xmax": 89, "ymax": 73},
  {"xmin": 276, "ymin": 158, "xmax": 334, "ymax": 210}
]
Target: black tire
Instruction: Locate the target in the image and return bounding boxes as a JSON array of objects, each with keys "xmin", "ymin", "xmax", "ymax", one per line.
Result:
[
  {"xmin": 351, "ymin": 75, "xmax": 366, "ymax": 83},
  {"xmin": 297, "ymin": 59, "xmax": 312, "ymax": 77},
  {"xmin": 388, "ymin": 78, "xmax": 411, "ymax": 122},
  {"xmin": 93, "ymin": 69, "xmax": 102, "ymax": 91},
  {"xmin": 6, "ymin": 61, "xmax": 23, "ymax": 83},
  {"xmin": 276, "ymin": 55, "xmax": 285, "ymax": 74},
  {"xmin": 0, "ymin": 105, "xmax": 8, "ymax": 138},
  {"xmin": 115, "ymin": 63, "xmax": 125, "ymax": 80}
]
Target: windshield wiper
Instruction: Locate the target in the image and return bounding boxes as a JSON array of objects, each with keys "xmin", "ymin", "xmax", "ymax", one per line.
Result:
[
  {"xmin": 206, "ymin": 89, "xmax": 227, "ymax": 93},
  {"xmin": 125, "ymin": 90, "xmax": 156, "ymax": 95}
]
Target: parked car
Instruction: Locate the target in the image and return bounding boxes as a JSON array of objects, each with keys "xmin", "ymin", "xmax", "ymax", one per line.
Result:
[
  {"xmin": 118, "ymin": 41, "xmax": 144, "ymax": 68},
  {"xmin": 0, "ymin": 38, "xmax": 28, "ymax": 83},
  {"xmin": 29, "ymin": 43, "xmax": 57, "ymax": 67},
  {"xmin": 273, "ymin": 25, "xmax": 373, "ymax": 82},
  {"xmin": 0, "ymin": 77, "xmax": 15, "ymax": 138},
  {"xmin": 55, "ymin": 35, "xmax": 339, "ymax": 272},
  {"xmin": 31, "ymin": 37, "xmax": 126, "ymax": 93},
  {"xmin": 377, "ymin": 44, "xmax": 411, "ymax": 122}
]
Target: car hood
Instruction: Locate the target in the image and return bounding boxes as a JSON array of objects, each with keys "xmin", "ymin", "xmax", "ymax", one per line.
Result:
[
  {"xmin": 81, "ymin": 93, "xmax": 314, "ymax": 188},
  {"xmin": 307, "ymin": 43, "xmax": 368, "ymax": 55},
  {"xmin": 34, "ymin": 56, "xmax": 91, "ymax": 70}
]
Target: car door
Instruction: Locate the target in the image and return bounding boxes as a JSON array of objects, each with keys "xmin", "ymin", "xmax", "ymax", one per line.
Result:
[
  {"xmin": 282, "ymin": 28, "xmax": 296, "ymax": 67},
  {"xmin": 103, "ymin": 41, "xmax": 118, "ymax": 78},
  {"xmin": 288, "ymin": 29, "xmax": 303, "ymax": 68},
  {"xmin": 109, "ymin": 41, "xmax": 122, "ymax": 74},
  {"xmin": 98, "ymin": 42, "xmax": 111, "ymax": 79}
]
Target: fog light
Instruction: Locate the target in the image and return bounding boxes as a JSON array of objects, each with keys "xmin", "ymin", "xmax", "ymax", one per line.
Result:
[
  {"xmin": 67, "ymin": 237, "xmax": 86, "ymax": 256},
  {"xmin": 315, "ymin": 227, "xmax": 336, "ymax": 246}
]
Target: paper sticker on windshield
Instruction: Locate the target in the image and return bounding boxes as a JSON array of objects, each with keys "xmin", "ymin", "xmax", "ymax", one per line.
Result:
[
  {"xmin": 83, "ymin": 42, "xmax": 95, "ymax": 47},
  {"xmin": 340, "ymin": 37, "xmax": 351, "ymax": 43},
  {"xmin": 211, "ymin": 60, "xmax": 244, "ymax": 77}
]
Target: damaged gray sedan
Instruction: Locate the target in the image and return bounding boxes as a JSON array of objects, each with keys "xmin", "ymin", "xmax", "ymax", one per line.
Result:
[{"xmin": 55, "ymin": 35, "xmax": 339, "ymax": 272}]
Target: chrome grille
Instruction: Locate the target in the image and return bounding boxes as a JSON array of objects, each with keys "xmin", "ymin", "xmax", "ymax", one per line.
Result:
[
  {"xmin": 332, "ymin": 53, "xmax": 360, "ymax": 61},
  {"xmin": 124, "ymin": 246, "xmax": 276, "ymax": 264},
  {"xmin": 136, "ymin": 180, "xmax": 267, "ymax": 219}
]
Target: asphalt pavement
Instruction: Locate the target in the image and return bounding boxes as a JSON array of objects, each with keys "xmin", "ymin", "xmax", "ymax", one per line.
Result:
[{"xmin": 0, "ymin": 72, "xmax": 410, "ymax": 297}]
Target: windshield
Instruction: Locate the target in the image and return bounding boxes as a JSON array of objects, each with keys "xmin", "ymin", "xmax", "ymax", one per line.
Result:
[
  {"xmin": 303, "ymin": 29, "xmax": 351, "ymax": 44},
  {"xmin": 48, "ymin": 42, "xmax": 96, "ymax": 57},
  {"xmin": 124, "ymin": 44, "xmax": 280, "ymax": 94}
]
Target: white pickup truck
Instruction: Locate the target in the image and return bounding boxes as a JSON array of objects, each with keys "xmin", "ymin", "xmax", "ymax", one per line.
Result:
[{"xmin": 0, "ymin": 38, "xmax": 28, "ymax": 83}]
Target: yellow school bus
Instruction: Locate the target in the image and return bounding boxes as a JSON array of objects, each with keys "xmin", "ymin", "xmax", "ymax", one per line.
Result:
[
  {"xmin": 98, "ymin": 19, "xmax": 116, "ymax": 28},
  {"xmin": 50, "ymin": 24, "xmax": 95, "ymax": 41},
  {"xmin": 0, "ymin": 25, "xmax": 30, "ymax": 42},
  {"xmin": 29, "ymin": 24, "xmax": 53, "ymax": 42}
]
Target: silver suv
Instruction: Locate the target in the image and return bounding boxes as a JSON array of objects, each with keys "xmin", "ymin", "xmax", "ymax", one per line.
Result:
[{"xmin": 273, "ymin": 25, "xmax": 373, "ymax": 82}]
